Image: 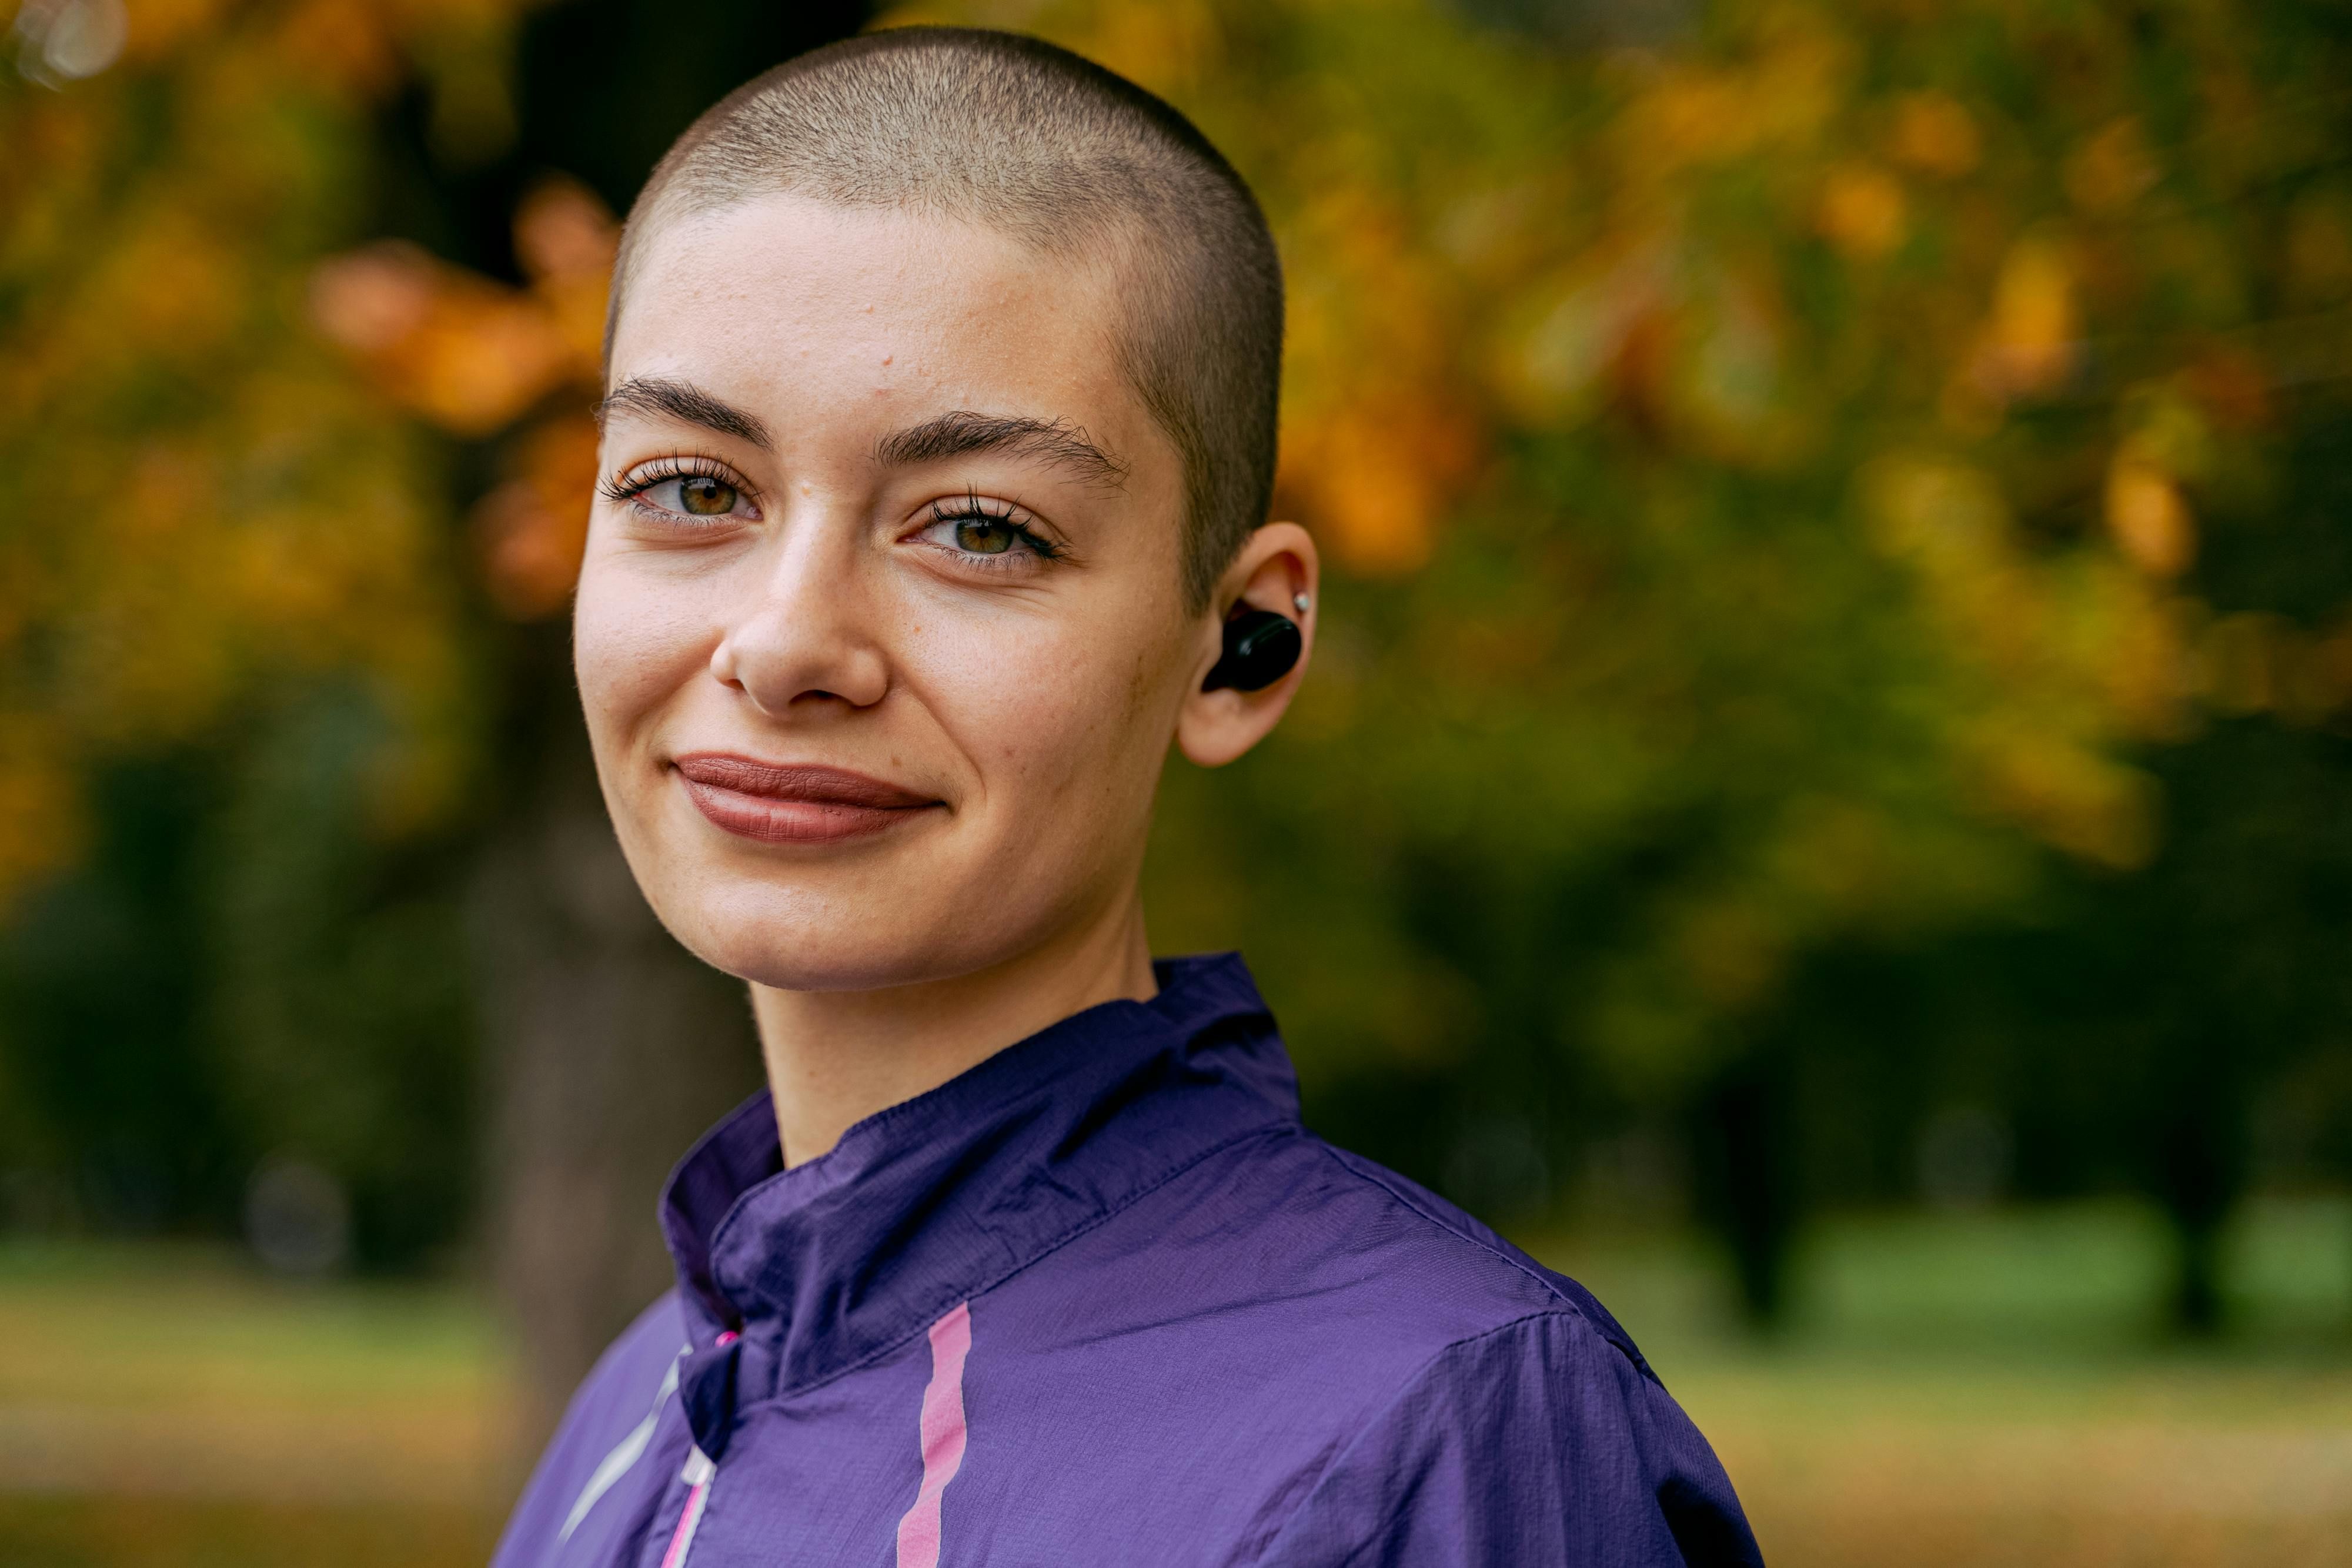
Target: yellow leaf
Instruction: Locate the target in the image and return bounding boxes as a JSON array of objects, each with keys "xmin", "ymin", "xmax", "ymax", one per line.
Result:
[
  {"xmin": 2103, "ymin": 455, "xmax": 2196, "ymax": 577},
  {"xmin": 1971, "ymin": 234, "xmax": 2079, "ymax": 399},
  {"xmin": 1817, "ymin": 163, "xmax": 1907, "ymax": 260},
  {"xmin": 1889, "ymin": 91, "xmax": 1981, "ymax": 176}
]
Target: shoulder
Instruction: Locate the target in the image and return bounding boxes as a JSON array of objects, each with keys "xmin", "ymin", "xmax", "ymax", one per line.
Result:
[
  {"xmin": 491, "ymin": 1292, "xmax": 690, "ymax": 1568},
  {"xmin": 1255, "ymin": 1308, "xmax": 1762, "ymax": 1568},
  {"xmin": 1315, "ymin": 1139, "xmax": 1658, "ymax": 1367},
  {"xmin": 1187, "ymin": 1127, "xmax": 1657, "ymax": 1378},
  {"xmin": 1162, "ymin": 1135, "xmax": 1760, "ymax": 1565}
]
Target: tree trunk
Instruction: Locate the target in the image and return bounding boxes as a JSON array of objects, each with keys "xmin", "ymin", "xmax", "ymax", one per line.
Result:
[
  {"xmin": 472, "ymin": 706, "xmax": 761, "ymax": 1452},
  {"xmin": 2152, "ymin": 1073, "xmax": 2244, "ymax": 1338},
  {"xmin": 376, "ymin": 0, "xmax": 870, "ymax": 1477},
  {"xmin": 1691, "ymin": 1049, "xmax": 1802, "ymax": 1329}
]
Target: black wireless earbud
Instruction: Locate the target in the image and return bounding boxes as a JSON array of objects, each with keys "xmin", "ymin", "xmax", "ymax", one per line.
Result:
[{"xmin": 1202, "ymin": 607, "xmax": 1302, "ymax": 692}]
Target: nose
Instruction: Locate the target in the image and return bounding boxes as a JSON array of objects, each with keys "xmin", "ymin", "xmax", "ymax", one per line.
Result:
[{"xmin": 708, "ymin": 509, "xmax": 891, "ymax": 717}]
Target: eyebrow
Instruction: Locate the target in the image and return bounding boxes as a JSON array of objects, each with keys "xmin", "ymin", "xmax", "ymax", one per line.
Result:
[
  {"xmin": 873, "ymin": 410, "xmax": 1127, "ymax": 489},
  {"xmin": 596, "ymin": 376, "xmax": 773, "ymax": 448},
  {"xmin": 596, "ymin": 383, "xmax": 1127, "ymax": 489}
]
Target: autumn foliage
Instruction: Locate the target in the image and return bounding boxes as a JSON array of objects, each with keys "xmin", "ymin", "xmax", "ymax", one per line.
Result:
[
  {"xmin": 0, "ymin": 0, "xmax": 534, "ymax": 895},
  {"xmin": 6, "ymin": 0, "xmax": 2352, "ymax": 1296},
  {"xmin": 841, "ymin": 3, "xmax": 2352, "ymax": 1111}
]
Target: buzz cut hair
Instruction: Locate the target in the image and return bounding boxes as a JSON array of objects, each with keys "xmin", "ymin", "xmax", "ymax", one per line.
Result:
[{"xmin": 607, "ymin": 26, "xmax": 1285, "ymax": 612}]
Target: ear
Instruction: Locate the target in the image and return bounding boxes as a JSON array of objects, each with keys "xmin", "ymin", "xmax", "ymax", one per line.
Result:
[{"xmin": 1177, "ymin": 522, "xmax": 1320, "ymax": 768}]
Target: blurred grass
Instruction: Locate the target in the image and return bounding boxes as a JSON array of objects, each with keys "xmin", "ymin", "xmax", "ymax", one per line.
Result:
[
  {"xmin": 0, "ymin": 1499, "xmax": 494, "ymax": 1568},
  {"xmin": 1538, "ymin": 1196, "xmax": 2352, "ymax": 1568},
  {"xmin": 2, "ymin": 1199, "xmax": 2346, "ymax": 1567},
  {"xmin": 0, "ymin": 1242, "xmax": 512, "ymax": 1567}
]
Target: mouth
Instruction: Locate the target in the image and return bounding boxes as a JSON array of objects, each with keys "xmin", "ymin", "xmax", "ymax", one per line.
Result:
[{"xmin": 670, "ymin": 754, "xmax": 944, "ymax": 845}]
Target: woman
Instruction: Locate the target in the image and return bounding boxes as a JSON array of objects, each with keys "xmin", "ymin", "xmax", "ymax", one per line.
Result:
[{"xmin": 495, "ymin": 26, "xmax": 1760, "ymax": 1568}]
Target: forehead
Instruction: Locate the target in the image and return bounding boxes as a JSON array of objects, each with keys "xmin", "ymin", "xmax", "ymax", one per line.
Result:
[{"xmin": 610, "ymin": 195, "xmax": 1164, "ymax": 470}]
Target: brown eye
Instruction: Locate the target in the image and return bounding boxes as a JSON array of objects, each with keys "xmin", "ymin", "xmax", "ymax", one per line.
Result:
[
  {"xmin": 954, "ymin": 518, "xmax": 1017, "ymax": 554},
  {"xmin": 680, "ymin": 476, "xmax": 738, "ymax": 516}
]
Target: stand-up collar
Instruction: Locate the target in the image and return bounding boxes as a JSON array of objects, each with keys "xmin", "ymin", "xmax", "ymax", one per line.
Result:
[{"xmin": 658, "ymin": 953, "xmax": 1296, "ymax": 1430}]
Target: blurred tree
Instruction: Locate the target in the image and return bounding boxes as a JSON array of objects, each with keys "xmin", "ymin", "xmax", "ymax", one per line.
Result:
[
  {"xmin": 8, "ymin": 0, "xmax": 2351, "ymax": 1404},
  {"xmin": 332, "ymin": 0, "xmax": 870, "ymax": 1443},
  {"xmin": 0, "ymin": 0, "xmax": 861, "ymax": 1430},
  {"xmin": 0, "ymin": 754, "xmax": 229, "ymax": 1236},
  {"xmin": 0, "ymin": 0, "xmax": 507, "ymax": 1258},
  {"xmin": 921, "ymin": 0, "xmax": 2352, "ymax": 1328}
]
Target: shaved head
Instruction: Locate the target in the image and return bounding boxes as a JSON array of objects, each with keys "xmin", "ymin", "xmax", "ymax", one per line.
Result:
[{"xmin": 608, "ymin": 27, "xmax": 1285, "ymax": 610}]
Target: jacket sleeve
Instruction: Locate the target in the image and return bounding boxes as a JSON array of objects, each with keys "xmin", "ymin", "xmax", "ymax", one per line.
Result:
[{"xmin": 1254, "ymin": 1310, "xmax": 1763, "ymax": 1568}]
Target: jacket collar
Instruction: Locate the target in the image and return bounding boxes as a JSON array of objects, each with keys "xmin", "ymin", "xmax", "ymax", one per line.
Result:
[{"xmin": 659, "ymin": 952, "xmax": 1297, "ymax": 1420}]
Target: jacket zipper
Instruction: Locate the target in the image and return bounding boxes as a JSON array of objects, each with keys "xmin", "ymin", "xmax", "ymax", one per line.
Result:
[{"xmin": 656, "ymin": 1447, "xmax": 715, "ymax": 1568}]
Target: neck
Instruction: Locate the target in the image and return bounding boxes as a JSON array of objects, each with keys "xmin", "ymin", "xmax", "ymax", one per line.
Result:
[{"xmin": 749, "ymin": 892, "xmax": 1158, "ymax": 1166}]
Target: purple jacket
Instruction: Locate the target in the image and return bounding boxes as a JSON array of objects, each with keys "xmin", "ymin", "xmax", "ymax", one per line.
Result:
[{"xmin": 493, "ymin": 954, "xmax": 1762, "ymax": 1567}]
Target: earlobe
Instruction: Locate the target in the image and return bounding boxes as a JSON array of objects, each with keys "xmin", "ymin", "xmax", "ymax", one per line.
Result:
[{"xmin": 1175, "ymin": 521, "xmax": 1319, "ymax": 769}]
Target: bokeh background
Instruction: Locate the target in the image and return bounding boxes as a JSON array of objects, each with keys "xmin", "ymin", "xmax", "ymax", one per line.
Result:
[{"xmin": 5, "ymin": 0, "xmax": 2351, "ymax": 1562}]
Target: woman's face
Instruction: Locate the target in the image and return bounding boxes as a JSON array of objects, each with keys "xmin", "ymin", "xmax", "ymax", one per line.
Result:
[{"xmin": 579, "ymin": 196, "xmax": 1211, "ymax": 992}]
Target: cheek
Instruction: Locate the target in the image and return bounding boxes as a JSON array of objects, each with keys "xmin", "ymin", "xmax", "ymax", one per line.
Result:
[
  {"xmin": 572, "ymin": 552, "xmax": 714, "ymax": 752},
  {"xmin": 910, "ymin": 599, "xmax": 1187, "ymax": 801}
]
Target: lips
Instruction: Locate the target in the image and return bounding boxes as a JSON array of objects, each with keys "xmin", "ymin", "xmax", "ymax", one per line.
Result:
[{"xmin": 671, "ymin": 754, "xmax": 942, "ymax": 844}]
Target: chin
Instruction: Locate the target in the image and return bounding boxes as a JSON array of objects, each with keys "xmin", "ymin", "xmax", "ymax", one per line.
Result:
[{"xmin": 646, "ymin": 869, "xmax": 1034, "ymax": 995}]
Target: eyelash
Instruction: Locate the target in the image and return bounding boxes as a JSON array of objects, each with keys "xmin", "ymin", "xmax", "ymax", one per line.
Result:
[
  {"xmin": 598, "ymin": 461, "xmax": 1062, "ymax": 569},
  {"xmin": 597, "ymin": 454, "xmax": 756, "ymax": 519},
  {"xmin": 923, "ymin": 491, "xmax": 1063, "ymax": 569}
]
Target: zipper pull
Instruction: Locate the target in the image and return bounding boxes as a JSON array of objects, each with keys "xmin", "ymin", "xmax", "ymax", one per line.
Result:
[{"xmin": 657, "ymin": 1447, "xmax": 716, "ymax": 1568}]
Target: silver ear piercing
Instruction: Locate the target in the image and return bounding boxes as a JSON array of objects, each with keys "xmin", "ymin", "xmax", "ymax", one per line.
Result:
[{"xmin": 1293, "ymin": 592, "xmax": 1312, "ymax": 616}]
